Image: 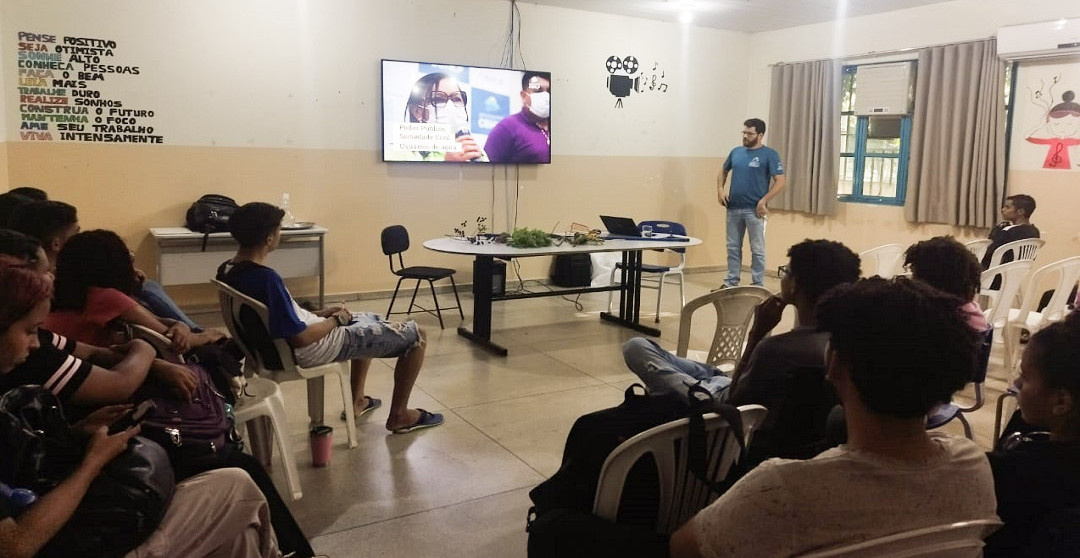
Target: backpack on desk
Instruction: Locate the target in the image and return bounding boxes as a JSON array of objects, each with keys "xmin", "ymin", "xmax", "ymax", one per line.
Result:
[{"xmin": 185, "ymin": 194, "xmax": 238, "ymax": 234}]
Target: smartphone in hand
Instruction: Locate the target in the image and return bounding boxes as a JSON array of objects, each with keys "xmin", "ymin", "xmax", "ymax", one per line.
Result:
[{"xmin": 107, "ymin": 400, "xmax": 156, "ymax": 434}]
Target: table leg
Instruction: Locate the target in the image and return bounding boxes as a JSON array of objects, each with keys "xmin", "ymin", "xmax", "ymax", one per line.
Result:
[
  {"xmin": 600, "ymin": 249, "xmax": 661, "ymax": 336},
  {"xmin": 457, "ymin": 255, "xmax": 509, "ymax": 356}
]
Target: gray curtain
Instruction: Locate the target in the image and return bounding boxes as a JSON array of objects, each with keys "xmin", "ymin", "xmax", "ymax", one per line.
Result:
[
  {"xmin": 905, "ymin": 39, "xmax": 1005, "ymax": 227},
  {"xmin": 768, "ymin": 60, "xmax": 842, "ymax": 216}
]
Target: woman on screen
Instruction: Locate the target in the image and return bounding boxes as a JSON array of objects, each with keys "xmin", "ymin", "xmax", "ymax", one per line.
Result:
[{"xmin": 399, "ymin": 73, "xmax": 485, "ymax": 162}]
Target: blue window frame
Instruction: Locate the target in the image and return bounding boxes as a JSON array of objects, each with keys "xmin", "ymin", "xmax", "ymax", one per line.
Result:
[{"xmin": 838, "ymin": 65, "xmax": 912, "ymax": 206}]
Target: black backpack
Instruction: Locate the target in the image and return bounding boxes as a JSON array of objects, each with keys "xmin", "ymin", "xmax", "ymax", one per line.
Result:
[{"xmin": 185, "ymin": 194, "xmax": 238, "ymax": 235}]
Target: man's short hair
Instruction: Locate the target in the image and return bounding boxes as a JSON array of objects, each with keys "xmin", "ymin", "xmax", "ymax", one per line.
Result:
[
  {"xmin": 0, "ymin": 229, "xmax": 43, "ymax": 264},
  {"xmin": 904, "ymin": 236, "xmax": 982, "ymax": 301},
  {"xmin": 787, "ymin": 239, "xmax": 861, "ymax": 302},
  {"xmin": 8, "ymin": 187, "xmax": 47, "ymax": 201},
  {"xmin": 8, "ymin": 200, "xmax": 77, "ymax": 244},
  {"xmin": 229, "ymin": 202, "xmax": 284, "ymax": 248},
  {"xmin": 744, "ymin": 118, "xmax": 766, "ymax": 135},
  {"xmin": 0, "ymin": 193, "xmax": 31, "ymax": 227},
  {"xmin": 817, "ymin": 277, "xmax": 978, "ymax": 419},
  {"xmin": 521, "ymin": 71, "xmax": 551, "ymax": 91},
  {"xmin": 1007, "ymin": 194, "xmax": 1036, "ymax": 218}
]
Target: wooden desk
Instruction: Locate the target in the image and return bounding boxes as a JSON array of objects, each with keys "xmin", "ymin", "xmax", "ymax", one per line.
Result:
[
  {"xmin": 424, "ymin": 235, "xmax": 702, "ymax": 356},
  {"xmin": 149, "ymin": 226, "xmax": 328, "ymax": 308}
]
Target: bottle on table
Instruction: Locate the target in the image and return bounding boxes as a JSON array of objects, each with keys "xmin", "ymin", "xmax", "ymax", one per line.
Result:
[{"xmin": 281, "ymin": 193, "xmax": 296, "ymax": 227}]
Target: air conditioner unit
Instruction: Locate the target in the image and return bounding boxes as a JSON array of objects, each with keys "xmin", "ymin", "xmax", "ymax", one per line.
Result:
[
  {"xmin": 854, "ymin": 62, "xmax": 914, "ymax": 116},
  {"xmin": 998, "ymin": 18, "xmax": 1080, "ymax": 60}
]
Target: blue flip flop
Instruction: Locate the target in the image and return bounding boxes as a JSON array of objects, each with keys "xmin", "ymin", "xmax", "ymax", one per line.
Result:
[
  {"xmin": 391, "ymin": 409, "xmax": 444, "ymax": 434},
  {"xmin": 341, "ymin": 396, "xmax": 382, "ymax": 421}
]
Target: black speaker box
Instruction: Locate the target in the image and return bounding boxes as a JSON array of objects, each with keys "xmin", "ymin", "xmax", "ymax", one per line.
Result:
[{"xmin": 551, "ymin": 254, "xmax": 592, "ymax": 288}]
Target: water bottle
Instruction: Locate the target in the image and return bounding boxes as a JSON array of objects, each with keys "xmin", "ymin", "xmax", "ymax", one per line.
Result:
[{"xmin": 281, "ymin": 193, "xmax": 295, "ymax": 227}]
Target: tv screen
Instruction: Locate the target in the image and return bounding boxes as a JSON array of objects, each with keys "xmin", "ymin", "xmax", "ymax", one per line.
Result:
[{"xmin": 381, "ymin": 59, "xmax": 551, "ymax": 164}]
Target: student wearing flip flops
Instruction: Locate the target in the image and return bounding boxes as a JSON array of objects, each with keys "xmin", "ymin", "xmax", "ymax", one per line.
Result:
[{"xmin": 218, "ymin": 202, "xmax": 443, "ymax": 435}]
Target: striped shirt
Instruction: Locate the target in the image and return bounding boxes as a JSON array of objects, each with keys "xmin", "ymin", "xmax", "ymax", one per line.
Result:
[{"xmin": 0, "ymin": 329, "xmax": 93, "ymax": 404}]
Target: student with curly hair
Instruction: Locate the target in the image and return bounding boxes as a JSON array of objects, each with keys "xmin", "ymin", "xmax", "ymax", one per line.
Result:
[
  {"xmin": 904, "ymin": 235, "xmax": 990, "ymax": 333},
  {"xmin": 670, "ymin": 278, "xmax": 997, "ymax": 558}
]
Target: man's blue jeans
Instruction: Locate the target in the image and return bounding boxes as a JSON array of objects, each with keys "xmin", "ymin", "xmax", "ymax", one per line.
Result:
[
  {"xmin": 725, "ymin": 207, "xmax": 766, "ymax": 287},
  {"xmin": 136, "ymin": 279, "xmax": 201, "ymax": 330}
]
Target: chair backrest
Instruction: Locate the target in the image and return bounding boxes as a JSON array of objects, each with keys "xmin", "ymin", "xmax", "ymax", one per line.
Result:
[
  {"xmin": 963, "ymin": 239, "xmax": 993, "ymax": 262},
  {"xmin": 592, "ymin": 404, "xmax": 768, "ymax": 535},
  {"xmin": 1012, "ymin": 256, "xmax": 1080, "ymax": 332},
  {"xmin": 859, "ymin": 244, "xmax": 904, "ymax": 279},
  {"xmin": 986, "ymin": 237, "xmax": 1044, "ymax": 269},
  {"xmin": 127, "ymin": 323, "xmax": 185, "ymax": 364},
  {"xmin": 638, "ymin": 220, "xmax": 688, "ymax": 255},
  {"xmin": 981, "ymin": 259, "xmax": 1034, "ymax": 328},
  {"xmin": 211, "ymin": 279, "xmax": 302, "ymax": 382},
  {"xmin": 676, "ymin": 287, "xmax": 772, "ymax": 369},
  {"xmin": 798, "ymin": 519, "xmax": 1002, "ymax": 558},
  {"xmin": 381, "ymin": 225, "xmax": 410, "ymax": 273}
]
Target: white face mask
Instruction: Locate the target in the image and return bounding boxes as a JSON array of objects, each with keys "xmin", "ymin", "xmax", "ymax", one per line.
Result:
[
  {"xmin": 428, "ymin": 105, "xmax": 468, "ymax": 127},
  {"xmin": 527, "ymin": 92, "xmax": 550, "ymax": 119}
]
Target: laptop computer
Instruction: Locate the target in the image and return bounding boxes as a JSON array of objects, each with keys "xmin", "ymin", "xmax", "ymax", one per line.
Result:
[{"xmin": 599, "ymin": 215, "xmax": 641, "ymax": 238}]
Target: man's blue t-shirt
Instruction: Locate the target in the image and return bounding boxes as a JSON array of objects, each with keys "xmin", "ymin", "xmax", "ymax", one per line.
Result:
[
  {"xmin": 218, "ymin": 261, "xmax": 307, "ymax": 339},
  {"xmin": 723, "ymin": 145, "xmax": 784, "ymax": 209}
]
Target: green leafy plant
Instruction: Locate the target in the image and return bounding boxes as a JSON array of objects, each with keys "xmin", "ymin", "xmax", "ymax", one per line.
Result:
[{"xmin": 507, "ymin": 227, "xmax": 552, "ymax": 248}]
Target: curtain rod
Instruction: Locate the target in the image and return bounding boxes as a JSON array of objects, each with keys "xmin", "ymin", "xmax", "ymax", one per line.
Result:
[{"xmin": 769, "ymin": 36, "xmax": 995, "ymax": 67}]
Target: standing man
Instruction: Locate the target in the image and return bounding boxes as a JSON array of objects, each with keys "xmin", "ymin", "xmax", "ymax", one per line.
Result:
[
  {"xmin": 718, "ymin": 118, "xmax": 785, "ymax": 288},
  {"xmin": 484, "ymin": 71, "xmax": 551, "ymax": 164}
]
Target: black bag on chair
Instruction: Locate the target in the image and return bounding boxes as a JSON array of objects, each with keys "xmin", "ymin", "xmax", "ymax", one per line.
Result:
[{"xmin": 0, "ymin": 386, "xmax": 175, "ymax": 558}]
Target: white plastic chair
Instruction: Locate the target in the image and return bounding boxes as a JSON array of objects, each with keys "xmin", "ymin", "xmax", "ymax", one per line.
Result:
[
  {"xmin": 592, "ymin": 404, "xmax": 768, "ymax": 534},
  {"xmin": 859, "ymin": 244, "xmax": 904, "ymax": 279},
  {"xmin": 606, "ymin": 220, "xmax": 687, "ymax": 322},
  {"xmin": 212, "ymin": 280, "xmax": 359, "ymax": 440},
  {"xmin": 1002, "ymin": 256, "xmax": 1080, "ymax": 374},
  {"xmin": 799, "ymin": 519, "xmax": 1002, "ymax": 558},
  {"xmin": 981, "ymin": 260, "xmax": 1034, "ymax": 331},
  {"xmin": 676, "ymin": 286, "xmax": 772, "ymax": 373},
  {"xmin": 233, "ymin": 376, "xmax": 301, "ymax": 499},
  {"xmin": 963, "ymin": 239, "xmax": 993, "ymax": 262},
  {"xmin": 983, "ymin": 237, "xmax": 1044, "ymax": 308}
]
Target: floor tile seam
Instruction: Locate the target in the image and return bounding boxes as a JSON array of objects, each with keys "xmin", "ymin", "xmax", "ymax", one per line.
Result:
[
  {"xmin": 449, "ymin": 408, "xmax": 552, "ymax": 480},
  {"xmin": 311, "ymin": 485, "xmax": 540, "ymax": 539}
]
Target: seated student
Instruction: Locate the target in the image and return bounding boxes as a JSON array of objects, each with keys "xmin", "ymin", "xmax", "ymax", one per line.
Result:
[
  {"xmin": 0, "ymin": 265, "xmax": 283, "ymax": 558},
  {"xmin": 904, "ymin": 236, "xmax": 991, "ymax": 333},
  {"xmin": 0, "ymin": 244, "xmax": 318, "ymax": 557},
  {"xmin": 7, "ymin": 186, "xmax": 47, "ymax": 201},
  {"xmin": 0, "ymin": 194, "xmax": 31, "ymax": 228},
  {"xmin": 985, "ymin": 312, "xmax": 1080, "ymax": 557},
  {"xmin": 46, "ymin": 230, "xmax": 225, "ymax": 353},
  {"xmin": 982, "ymin": 194, "xmax": 1039, "ymax": 270},
  {"xmin": 622, "ymin": 239, "xmax": 859, "ymax": 459},
  {"xmin": 8, "ymin": 198, "xmax": 203, "ymax": 331},
  {"xmin": 219, "ymin": 202, "xmax": 442, "ymax": 433},
  {"xmin": 669, "ymin": 278, "xmax": 998, "ymax": 558},
  {"xmin": 0, "ymin": 230, "xmax": 49, "ymax": 273}
]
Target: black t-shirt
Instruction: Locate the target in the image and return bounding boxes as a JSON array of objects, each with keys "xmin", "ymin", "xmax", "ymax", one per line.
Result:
[
  {"xmin": 985, "ymin": 439, "xmax": 1080, "ymax": 557},
  {"xmin": 982, "ymin": 222, "xmax": 1040, "ymax": 270},
  {"xmin": 0, "ymin": 329, "xmax": 92, "ymax": 404}
]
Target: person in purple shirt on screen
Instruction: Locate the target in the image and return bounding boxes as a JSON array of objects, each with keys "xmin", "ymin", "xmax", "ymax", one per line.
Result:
[{"xmin": 485, "ymin": 71, "xmax": 551, "ymax": 164}]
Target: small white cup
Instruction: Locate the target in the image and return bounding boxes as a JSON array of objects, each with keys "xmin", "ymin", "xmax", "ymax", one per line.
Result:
[{"xmin": 641, "ymin": 225, "xmax": 653, "ymax": 237}]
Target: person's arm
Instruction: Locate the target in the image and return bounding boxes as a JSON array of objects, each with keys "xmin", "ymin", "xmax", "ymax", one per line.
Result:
[
  {"xmin": 717, "ymin": 168, "xmax": 730, "ymax": 206},
  {"xmin": 756, "ymin": 174, "xmax": 786, "ymax": 218},
  {"xmin": 0, "ymin": 426, "xmax": 140, "ymax": 558},
  {"xmin": 729, "ymin": 296, "xmax": 787, "ymax": 389},
  {"xmin": 69, "ymin": 340, "xmax": 157, "ymax": 406},
  {"xmin": 289, "ymin": 307, "xmax": 351, "ymax": 348},
  {"xmin": 670, "ymin": 519, "xmax": 706, "ymax": 558},
  {"xmin": 70, "ymin": 340, "xmax": 196, "ymax": 401}
]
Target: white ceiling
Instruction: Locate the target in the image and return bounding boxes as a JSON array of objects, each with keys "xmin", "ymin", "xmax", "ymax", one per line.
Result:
[{"xmin": 517, "ymin": 0, "xmax": 957, "ymax": 33}]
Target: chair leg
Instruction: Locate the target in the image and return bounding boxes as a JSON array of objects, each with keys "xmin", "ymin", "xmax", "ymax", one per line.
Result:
[
  {"xmin": 386, "ymin": 277, "xmax": 406, "ymax": 317},
  {"xmin": 265, "ymin": 388, "xmax": 303, "ymax": 500},
  {"xmin": 449, "ymin": 275, "xmax": 464, "ymax": 319},
  {"xmin": 655, "ymin": 271, "xmax": 666, "ymax": 323},
  {"xmin": 306, "ymin": 377, "xmax": 324, "ymax": 425},
  {"xmin": 427, "ymin": 279, "xmax": 445, "ymax": 329},
  {"xmin": 994, "ymin": 391, "xmax": 1017, "ymax": 443},
  {"xmin": 406, "ymin": 280, "xmax": 422, "ymax": 315},
  {"xmin": 336, "ymin": 364, "xmax": 358, "ymax": 449},
  {"xmin": 678, "ymin": 272, "xmax": 685, "ymax": 309},
  {"xmin": 607, "ymin": 266, "xmax": 618, "ymax": 314},
  {"xmin": 957, "ymin": 413, "xmax": 973, "ymax": 440}
]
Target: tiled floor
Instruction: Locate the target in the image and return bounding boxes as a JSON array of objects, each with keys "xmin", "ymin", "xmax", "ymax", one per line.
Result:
[{"xmin": 188, "ymin": 270, "xmax": 1011, "ymax": 558}]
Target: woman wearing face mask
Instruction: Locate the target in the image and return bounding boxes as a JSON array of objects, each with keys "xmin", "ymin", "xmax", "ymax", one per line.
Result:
[
  {"xmin": 403, "ymin": 73, "xmax": 485, "ymax": 162},
  {"xmin": 485, "ymin": 71, "xmax": 551, "ymax": 164}
]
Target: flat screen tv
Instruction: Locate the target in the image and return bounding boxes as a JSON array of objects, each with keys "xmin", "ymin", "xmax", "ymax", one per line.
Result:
[{"xmin": 381, "ymin": 59, "xmax": 551, "ymax": 164}]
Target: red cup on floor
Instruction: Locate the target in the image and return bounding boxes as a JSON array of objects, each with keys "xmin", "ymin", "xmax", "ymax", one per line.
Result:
[{"xmin": 309, "ymin": 425, "xmax": 334, "ymax": 467}]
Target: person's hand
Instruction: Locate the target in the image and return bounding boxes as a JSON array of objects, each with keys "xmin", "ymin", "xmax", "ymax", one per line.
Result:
[
  {"xmin": 315, "ymin": 306, "xmax": 346, "ymax": 318},
  {"xmin": 756, "ymin": 200, "xmax": 769, "ymax": 219},
  {"xmin": 72, "ymin": 404, "xmax": 132, "ymax": 437},
  {"xmin": 134, "ymin": 267, "xmax": 147, "ymax": 286},
  {"xmin": 719, "ymin": 193, "xmax": 729, "ymax": 207},
  {"xmin": 750, "ymin": 296, "xmax": 787, "ymax": 336},
  {"xmin": 165, "ymin": 322, "xmax": 194, "ymax": 354},
  {"xmin": 82, "ymin": 425, "xmax": 140, "ymax": 472},
  {"xmin": 333, "ymin": 308, "xmax": 352, "ymax": 326},
  {"xmin": 155, "ymin": 362, "xmax": 197, "ymax": 401},
  {"xmin": 196, "ymin": 330, "xmax": 228, "ymax": 346},
  {"xmin": 444, "ymin": 134, "xmax": 482, "ymax": 162}
]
